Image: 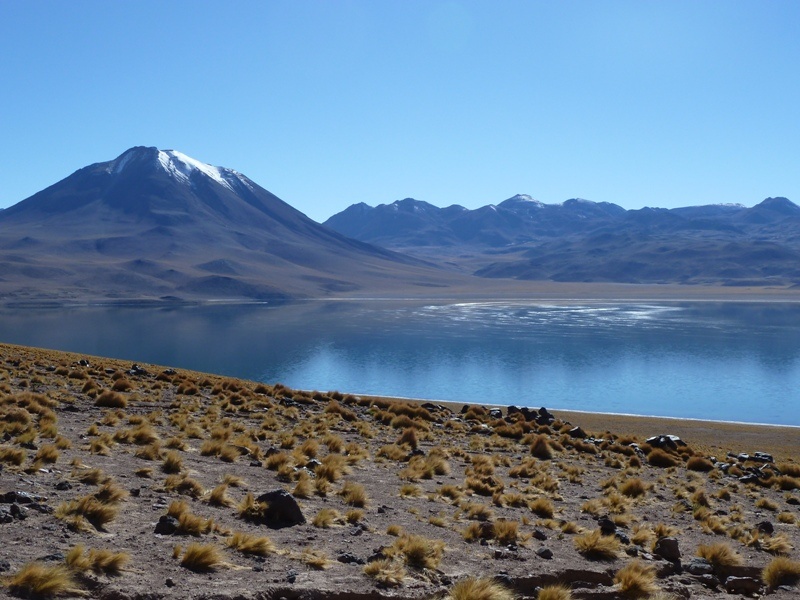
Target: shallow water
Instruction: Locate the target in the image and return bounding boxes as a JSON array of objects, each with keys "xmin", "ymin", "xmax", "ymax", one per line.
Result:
[{"xmin": 0, "ymin": 300, "xmax": 798, "ymax": 425}]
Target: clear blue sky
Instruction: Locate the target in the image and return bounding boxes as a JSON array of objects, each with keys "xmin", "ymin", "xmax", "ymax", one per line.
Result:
[{"xmin": 2, "ymin": 1, "xmax": 799, "ymax": 222}]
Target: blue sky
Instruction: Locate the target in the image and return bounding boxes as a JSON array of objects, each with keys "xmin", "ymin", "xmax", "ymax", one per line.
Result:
[{"xmin": 2, "ymin": 1, "xmax": 799, "ymax": 222}]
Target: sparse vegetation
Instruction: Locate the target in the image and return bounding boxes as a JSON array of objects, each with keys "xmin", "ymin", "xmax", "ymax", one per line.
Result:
[{"xmin": 1, "ymin": 344, "xmax": 798, "ymax": 600}]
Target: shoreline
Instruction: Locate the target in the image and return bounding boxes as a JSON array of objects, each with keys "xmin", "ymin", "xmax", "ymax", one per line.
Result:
[
  {"xmin": 360, "ymin": 393, "xmax": 800, "ymax": 462},
  {"xmin": 3, "ymin": 341, "xmax": 798, "ymax": 460},
  {"xmin": 3, "ymin": 280, "xmax": 800, "ymax": 308}
]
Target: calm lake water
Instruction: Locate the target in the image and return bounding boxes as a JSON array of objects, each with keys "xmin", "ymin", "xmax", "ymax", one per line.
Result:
[{"xmin": 0, "ymin": 301, "xmax": 799, "ymax": 425}]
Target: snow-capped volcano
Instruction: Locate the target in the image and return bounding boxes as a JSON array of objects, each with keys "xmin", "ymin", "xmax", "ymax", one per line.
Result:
[
  {"xmin": 106, "ymin": 146, "xmax": 249, "ymax": 193},
  {"xmin": 0, "ymin": 146, "xmax": 447, "ymax": 301}
]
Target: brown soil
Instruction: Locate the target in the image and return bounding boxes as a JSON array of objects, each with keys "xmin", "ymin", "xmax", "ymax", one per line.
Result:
[{"xmin": 1, "ymin": 343, "xmax": 799, "ymax": 600}]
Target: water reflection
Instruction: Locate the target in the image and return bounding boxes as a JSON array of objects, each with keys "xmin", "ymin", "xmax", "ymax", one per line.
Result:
[{"xmin": 0, "ymin": 301, "xmax": 798, "ymax": 424}]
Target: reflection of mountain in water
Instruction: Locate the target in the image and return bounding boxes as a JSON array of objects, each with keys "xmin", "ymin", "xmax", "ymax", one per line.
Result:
[{"xmin": 0, "ymin": 301, "xmax": 798, "ymax": 424}]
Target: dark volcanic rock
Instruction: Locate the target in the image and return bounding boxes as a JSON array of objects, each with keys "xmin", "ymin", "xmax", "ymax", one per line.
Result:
[
  {"xmin": 653, "ymin": 537, "xmax": 681, "ymax": 562},
  {"xmin": 255, "ymin": 490, "xmax": 306, "ymax": 526}
]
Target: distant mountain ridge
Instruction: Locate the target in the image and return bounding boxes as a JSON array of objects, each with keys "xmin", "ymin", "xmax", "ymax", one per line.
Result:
[
  {"xmin": 325, "ymin": 195, "xmax": 800, "ymax": 286},
  {"xmin": 0, "ymin": 147, "xmax": 458, "ymax": 302}
]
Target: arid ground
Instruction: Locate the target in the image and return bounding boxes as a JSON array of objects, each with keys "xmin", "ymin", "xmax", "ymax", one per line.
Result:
[{"xmin": 1, "ymin": 342, "xmax": 799, "ymax": 600}]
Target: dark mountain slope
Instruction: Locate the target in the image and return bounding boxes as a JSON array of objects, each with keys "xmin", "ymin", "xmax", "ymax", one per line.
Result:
[
  {"xmin": 326, "ymin": 195, "xmax": 800, "ymax": 286},
  {"xmin": 0, "ymin": 147, "xmax": 457, "ymax": 302}
]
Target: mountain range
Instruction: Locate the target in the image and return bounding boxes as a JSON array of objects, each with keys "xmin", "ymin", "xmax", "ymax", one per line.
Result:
[
  {"xmin": 325, "ymin": 195, "xmax": 800, "ymax": 286},
  {"xmin": 0, "ymin": 147, "xmax": 461, "ymax": 303},
  {"xmin": 2, "ymin": 147, "xmax": 798, "ymax": 304}
]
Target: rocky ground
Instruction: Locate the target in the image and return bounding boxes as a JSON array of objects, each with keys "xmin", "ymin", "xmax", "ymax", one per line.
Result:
[{"xmin": 1, "ymin": 342, "xmax": 799, "ymax": 600}]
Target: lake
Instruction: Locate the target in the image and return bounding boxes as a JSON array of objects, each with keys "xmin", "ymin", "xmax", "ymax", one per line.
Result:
[{"xmin": 0, "ymin": 300, "xmax": 799, "ymax": 425}]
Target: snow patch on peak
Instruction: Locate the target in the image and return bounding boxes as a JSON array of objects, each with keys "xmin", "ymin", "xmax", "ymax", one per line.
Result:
[{"xmin": 157, "ymin": 150, "xmax": 237, "ymax": 192}]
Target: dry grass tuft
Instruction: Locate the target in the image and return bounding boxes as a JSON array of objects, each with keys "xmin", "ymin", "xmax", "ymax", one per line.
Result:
[
  {"xmin": 300, "ymin": 549, "xmax": 330, "ymax": 570},
  {"xmin": 55, "ymin": 495, "xmax": 119, "ymax": 531},
  {"xmin": 7, "ymin": 563, "xmax": 78, "ymax": 598},
  {"xmin": 392, "ymin": 534, "xmax": 445, "ymax": 570},
  {"xmin": 530, "ymin": 435, "xmax": 553, "ymax": 459},
  {"xmin": 180, "ymin": 543, "xmax": 224, "ymax": 572},
  {"xmin": 536, "ymin": 585, "xmax": 573, "ymax": 600},
  {"xmin": 763, "ymin": 556, "xmax": 800, "ymax": 589},
  {"xmin": 445, "ymin": 577, "xmax": 516, "ymax": 600},
  {"xmin": 686, "ymin": 456, "xmax": 714, "ymax": 472},
  {"xmin": 161, "ymin": 451, "xmax": 183, "ymax": 474},
  {"xmin": 647, "ymin": 449, "xmax": 679, "ymax": 468},
  {"xmin": 614, "ymin": 560, "xmax": 658, "ymax": 598},
  {"xmin": 207, "ymin": 484, "xmax": 235, "ymax": 507},
  {"xmin": 339, "ymin": 481, "xmax": 368, "ymax": 507},
  {"xmin": 66, "ymin": 544, "xmax": 129, "ymax": 575},
  {"xmin": 226, "ymin": 531, "xmax": 275, "ymax": 556},
  {"xmin": 312, "ymin": 508, "xmax": 343, "ymax": 528},
  {"xmin": 95, "ymin": 390, "xmax": 127, "ymax": 408},
  {"xmin": 363, "ymin": 559, "xmax": 406, "ymax": 587},
  {"xmin": 528, "ymin": 496, "xmax": 554, "ymax": 518},
  {"xmin": 619, "ymin": 478, "xmax": 647, "ymax": 498},
  {"xmin": 574, "ymin": 530, "xmax": 621, "ymax": 561},
  {"xmin": 696, "ymin": 542, "xmax": 743, "ymax": 568}
]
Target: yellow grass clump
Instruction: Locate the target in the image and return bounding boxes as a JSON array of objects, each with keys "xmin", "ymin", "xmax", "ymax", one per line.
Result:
[
  {"xmin": 179, "ymin": 543, "xmax": 224, "ymax": 572},
  {"xmin": 696, "ymin": 542, "xmax": 743, "ymax": 568},
  {"xmin": 613, "ymin": 560, "xmax": 658, "ymax": 598},
  {"xmin": 574, "ymin": 530, "xmax": 620, "ymax": 561},
  {"xmin": 763, "ymin": 556, "xmax": 800, "ymax": 589},
  {"xmin": 446, "ymin": 577, "xmax": 516, "ymax": 600},
  {"xmin": 7, "ymin": 563, "xmax": 78, "ymax": 598}
]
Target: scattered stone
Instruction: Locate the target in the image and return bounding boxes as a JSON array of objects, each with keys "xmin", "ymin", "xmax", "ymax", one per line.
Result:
[
  {"xmin": 165, "ymin": 578, "xmax": 175, "ymax": 588},
  {"xmin": 532, "ymin": 529, "xmax": 547, "ymax": 541},
  {"xmin": 0, "ymin": 507, "xmax": 13, "ymax": 524},
  {"xmin": 154, "ymin": 515, "xmax": 179, "ymax": 535},
  {"xmin": 686, "ymin": 557, "xmax": 714, "ymax": 576},
  {"xmin": 536, "ymin": 407, "xmax": 555, "ymax": 425},
  {"xmin": 757, "ymin": 520, "xmax": 774, "ymax": 534},
  {"xmin": 39, "ymin": 553, "xmax": 65, "ymax": 562},
  {"xmin": 597, "ymin": 516, "xmax": 616, "ymax": 535},
  {"xmin": 286, "ymin": 569, "xmax": 298, "ymax": 583},
  {"xmin": 753, "ymin": 452, "xmax": 774, "ymax": 463},
  {"xmin": 646, "ymin": 435, "xmax": 686, "ymax": 450},
  {"xmin": 488, "ymin": 408, "xmax": 503, "ymax": 419},
  {"xmin": 0, "ymin": 560, "xmax": 11, "ymax": 572},
  {"xmin": 55, "ymin": 481, "xmax": 72, "ymax": 491},
  {"xmin": 129, "ymin": 488, "xmax": 141, "ymax": 498},
  {"xmin": 615, "ymin": 532, "xmax": 630, "ymax": 545},
  {"xmin": 336, "ymin": 552, "xmax": 364, "ymax": 565},
  {"xmin": 249, "ymin": 461, "xmax": 263, "ymax": 467},
  {"xmin": 739, "ymin": 474, "xmax": 761, "ymax": 484},
  {"xmin": 725, "ymin": 576, "xmax": 761, "ymax": 595},
  {"xmin": 79, "ymin": 359, "xmax": 90, "ymax": 367},
  {"xmin": 255, "ymin": 490, "xmax": 306, "ymax": 526},
  {"xmin": 0, "ymin": 491, "xmax": 38, "ymax": 504},
  {"xmin": 737, "ymin": 453, "xmax": 750, "ymax": 462},
  {"xmin": 653, "ymin": 537, "xmax": 681, "ymax": 562},
  {"xmin": 568, "ymin": 426, "xmax": 587, "ymax": 439},
  {"xmin": 128, "ymin": 363, "xmax": 149, "ymax": 376},
  {"xmin": 536, "ymin": 547, "xmax": 553, "ymax": 559},
  {"xmin": 696, "ymin": 574, "xmax": 720, "ymax": 589}
]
